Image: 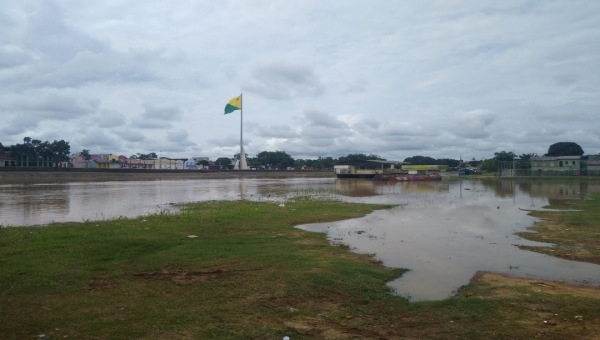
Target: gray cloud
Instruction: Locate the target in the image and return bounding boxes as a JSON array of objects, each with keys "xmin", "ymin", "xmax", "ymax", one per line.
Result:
[
  {"xmin": 131, "ymin": 118, "xmax": 173, "ymax": 130},
  {"xmin": 243, "ymin": 61, "xmax": 324, "ymax": 100},
  {"xmin": 304, "ymin": 109, "xmax": 346, "ymax": 129},
  {"xmin": 78, "ymin": 130, "xmax": 120, "ymax": 151},
  {"xmin": 444, "ymin": 110, "xmax": 497, "ymax": 139},
  {"xmin": 256, "ymin": 125, "xmax": 298, "ymax": 139},
  {"xmin": 120, "ymin": 130, "xmax": 146, "ymax": 143},
  {"xmin": 208, "ymin": 135, "xmax": 246, "ymax": 148},
  {"xmin": 95, "ymin": 110, "xmax": 126, "ymax": 128},
  {"xmin": 11, "ymin": 94, "xmax": 99, "ymax": 119},
  {"xmin": 1, "ymin": 1, "xmax": 599, "ymax": 160},
  {"xmin": 554, "ymin": 74, "xmax": 578, "ymax": 86},
  {"xmin": 142, "ymin": 104, "xmax": 183, "ymax": 121}
]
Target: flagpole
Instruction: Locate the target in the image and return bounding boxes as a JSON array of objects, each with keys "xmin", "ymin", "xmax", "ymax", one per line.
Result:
[{"xmin": 239, "ymin": 92, "xmax": 243, "ymax": 170}]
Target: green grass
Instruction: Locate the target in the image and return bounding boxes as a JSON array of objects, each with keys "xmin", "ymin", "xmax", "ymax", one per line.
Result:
[
  {"xmin": 1, "ymin": 198, "xmax": 599, "ymax": 339},
  {"xmin": 519, "ymin": 193, "xmax": 600, "ymax": 264}
]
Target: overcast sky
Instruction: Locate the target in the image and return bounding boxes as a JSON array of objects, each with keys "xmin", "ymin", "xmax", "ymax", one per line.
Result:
[{"xmin": 1, "ymin": 1, "xmax": 599, "ymax": 161}]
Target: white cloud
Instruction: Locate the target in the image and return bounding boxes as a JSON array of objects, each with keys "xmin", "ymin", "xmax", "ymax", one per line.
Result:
[{"xmin": 0, "ymin": 0, "xmax": 599, "ymax": 160}]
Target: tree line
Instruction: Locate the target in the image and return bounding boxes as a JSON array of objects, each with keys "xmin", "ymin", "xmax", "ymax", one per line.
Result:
[
  {"xmin": 1, "ymin": 137, "xmax": 590, "ymax": 171},
  {"xmin": 5, "ymin": 137, "xmax": 71, "ymax": 166}
]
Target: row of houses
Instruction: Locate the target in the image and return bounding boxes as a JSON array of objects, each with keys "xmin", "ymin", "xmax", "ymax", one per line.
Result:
[
  {"xmin": 71, "ymin": 155, "xmax": 218, "ymax": 170},
  {"xmin": 0, "ymin": 152, "xmax": 220, "ymax": 170}
]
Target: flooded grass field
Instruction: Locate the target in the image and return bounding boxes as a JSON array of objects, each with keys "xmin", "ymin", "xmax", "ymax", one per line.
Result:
[
  {"xmin": 300, "ymin": 179, "xmax": 600, "ymax": 300},
  {"xmin": 2, "ymin": 177, "xmax": 600, "ymax": 302}
]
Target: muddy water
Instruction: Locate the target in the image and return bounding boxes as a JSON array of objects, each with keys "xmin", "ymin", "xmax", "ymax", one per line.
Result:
[
  {"xmin": 298, "ymin": 179, "xmax": 600, "ymax": 301},
  {"xmin": 2, "ymin": 177, "xmax": 600, "ymax": 301},
  {"xmin": 0, "ymin": 178, "xmax": 331, "ymax": 226}
]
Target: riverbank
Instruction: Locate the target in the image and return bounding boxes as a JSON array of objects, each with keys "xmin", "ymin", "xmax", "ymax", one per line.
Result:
[
  {"xmin": 1, "ymin": 199, "xmax": 599, "ymax": 339},
  {"xmin": 0, "ymin": 168, "xmax": 334, "ymax": 184}
]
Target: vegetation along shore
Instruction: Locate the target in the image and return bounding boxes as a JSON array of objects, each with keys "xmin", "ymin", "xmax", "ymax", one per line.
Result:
[{"xmin": 1, "ymin": 195, "xmax": 600, "ymax": 339}]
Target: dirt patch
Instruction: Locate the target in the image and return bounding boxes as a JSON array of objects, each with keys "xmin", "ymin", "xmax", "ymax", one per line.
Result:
[
  {"xmin": 282, "ymin": 317, "xmax": 427, "ymax": 340},
  {"xmin": 133, "ymin": 269, "xmax": 246, "ymax": 285},
  {"xmin": 471, "ymin": 271, "xmax": 600, "ymax": 299},
  {"xmin": 267, "ymin": 296, "xmax": 341, "ymax": 313}
]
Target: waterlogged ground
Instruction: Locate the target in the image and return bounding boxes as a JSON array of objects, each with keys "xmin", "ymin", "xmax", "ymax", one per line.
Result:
[
  {"xmin": 300, "ymin": 179, "xmax": 600, "ymax": 301},
  {"xmin": 2, "ymin": 177, "xmax": 600, "ymax": 301},
  {"xmin": 0, "ymin": 178, "xmax": 332, "ymax": 226}
]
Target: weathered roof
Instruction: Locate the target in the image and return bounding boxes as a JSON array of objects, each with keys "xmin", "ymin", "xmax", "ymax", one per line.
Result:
[
  {"xmin": 367, "ymin": 160, "xmax": 409, "ymax": 164},
  {"xmin": 335, "ymin": 160, "xmax": 409, "ymax": 166},
  {"xmin": 531, "ymin": 156, "xmax": 581, "ymax": 161}
]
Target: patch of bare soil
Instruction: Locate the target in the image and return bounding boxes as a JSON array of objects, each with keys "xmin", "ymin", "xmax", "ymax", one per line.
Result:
[
  {"xmin": 133, "ymin": 269, "xmax": 246, "ymax": 285},
  {"xmin": 469, "ymin": 272, "xmax": 600, "ymax": 339},
  {"xmin": 471, "ymin": 272, "xmax": 600, "ymax": 299},
  {"xmin": 281, "ymin": 317, "xmax": 426, "ymax": 340},
  {"xmin": 264, "ymin": 294, "xmax": 429, "ymax": 340}
]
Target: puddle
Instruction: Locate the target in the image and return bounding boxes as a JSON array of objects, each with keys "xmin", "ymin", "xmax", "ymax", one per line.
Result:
[{"xmin": 298, "ymin": 179, "xmax": 600, "ymax": 301}]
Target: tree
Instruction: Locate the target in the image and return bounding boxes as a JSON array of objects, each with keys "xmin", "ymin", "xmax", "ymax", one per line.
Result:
[
  {"xmin": 294, "ymin": 158, "xmax": 306, "ymax": 168},
  {"xmin": 518, "ymin": 153, "xmax": 537, "ymax": 161},
  {"xmin": 0, "ymin": 142, "xmax": 4, "ymax": 154},
  {"xmin": 255, "ymin": 151, "xmax": 295, "ymax": 168},
  {"xmin": 233, "ymin": 153, "xmax": 248, "ymax": 161},
  {"xmin": 516, "ymin": 153, "xmax": 537, "ymax": 169},
  {"xmin": 436, "ymin": 158, "xmax": 461, "ymax": 167},
  {"xmin": 10, "ymin": 137, "xmax": 70, "ymax": 166},
  {"xmin": 403, "ymin": 155, "xmax": 437, "ymax": 165},
  {"xmin": 479, "ymin": 158, "xmax": 497, "ymax": 173},
  {"xmin": 338, "ymin": 153, "xmax": 383, "ymax": 162},
  {"xmin": 50, "ymin": 140, "xmax": 71, "ymax": 164},
  {"xmin": 493, "ymin": 151, "xmax": 516, "ymax": 162},
  {"xmin": 80, "ymin": 149, "xmax": 91, "ymax": 160},
  {"xmin": 545, "ymin": 142, "xmax": 584, "ymax": 157},
  {"xmin": 318, "ymin": 156, "xmax": 335, "ymax": 169},
  {"xmin": 215, "ymin": 157, "xmax": 232, "ymax": 169},
  {"xmin": 135, "ymin": 152, "xmax": 158, "ymax": 160},
  {"xmin": 196, "ymin": 160, "xmax": 209, "ymax": 166}
]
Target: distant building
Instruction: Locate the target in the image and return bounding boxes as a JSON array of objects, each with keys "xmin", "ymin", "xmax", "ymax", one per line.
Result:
[
  {"xmin": 71, "ymin": 155, "xmax": 88, "ymax": 168},
  {"xmin": 90, "ymin": 154, "xmax": 109, "ymax": 162},
  {"xmin": 530, "ymin": 156, "xmax": 581, "ymax": 174},
  {"xmin": 583, "ymin": 155, "xmax": 600, "ymax": 174},
  {"xmin": 0, "ymin": 154, "xmax": 15, "ymax": 167},
  {"xmin": 184, "ymin": 158, "xmax": 197, "ymax": 169}
]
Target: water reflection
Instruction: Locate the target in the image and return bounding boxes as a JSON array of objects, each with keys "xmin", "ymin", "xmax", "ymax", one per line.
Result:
[
  {"xmin": 298, "ymin": 179, "xmax": 600, "ymax": 301},
  {"xmin": 0, "ymin": 178, "xmax": 332, "ymax": 226},
  {"xmin": 2, "ymin": 177, "xmax": 600, "ymax": 302}
]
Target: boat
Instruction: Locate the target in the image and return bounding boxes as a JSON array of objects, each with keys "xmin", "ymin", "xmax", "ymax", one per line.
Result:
[
  {"xmin": 334, "ymin": 160, "xmax": 446, "ymax": 181},
  {"xmin": 334, "ymin": 160, "xmax": 408, "ymax": 179}
]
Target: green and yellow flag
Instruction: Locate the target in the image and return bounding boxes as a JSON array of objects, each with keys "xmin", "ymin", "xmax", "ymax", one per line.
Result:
[{"xmin": 224, "ymin": 95, "xmax": 241, "ymax": 115}]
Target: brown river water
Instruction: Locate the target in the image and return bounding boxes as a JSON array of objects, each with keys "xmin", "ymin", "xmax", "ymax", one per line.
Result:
[{"xmin": 2, "ymin": 177, "xmax": 600, "ymax": 301}]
